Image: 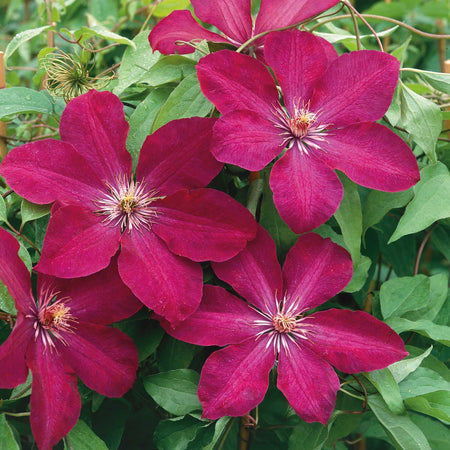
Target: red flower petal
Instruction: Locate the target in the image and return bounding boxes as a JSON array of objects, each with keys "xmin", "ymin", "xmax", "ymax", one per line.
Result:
[
  {"xmin": 59, "ymin": 90, "xmax": 132, "ymax": 183},
  {"xmin": 26, "ymin": 340, "xmax": 80, "ymax": 450},
  {"xmin": 149, "ymin": 10, "xmax": 229, "ymax": 55},
  {"xmin": 0, "ymin": 316, "xmax": 33, "ymax": 388},
  {"xmin": 277, "ymin": 342, "xmax": 340, "ymax": 425},
  {"xmin": 199, "ymin": 338, "xmax": 276, "ymax": 420},
  {"xmin": 152, "ymin": 188, "xmax": 257, "ymax": 262},
  {"xmin": 59, "ymin": 323, "xmax": 138, "ymax": 397},
  {"xmin": 282, "ymin": 233, "xmax": 352, "ymax": 312},
  {"xmin": 212, "ymin": 110, "xmax": 284, "ymax": 171},
  {"xmin": 310, "ymin": 50, "xmax": 400, "ymax": 127},
  {"xmin": 0, "ymin": 228, "xmax": 33, "ymax": 314},
  {"xmin": 192, "ymin": 0, "xmax": 252, "ymax": 44},
  {"xmin": 157, "ymin": 285, "xmax": 261, "ymax": 346},
  {"xmin": 0, "ymin": 140, "xmax": 102, "ymax": 206},
  {"xmin": 264, "ymin": 30, "xmax": 338, "ymax": 115},
  {"xmin": 197, "ymin": 50, "xmax": 279, "ymax": 116},
  {"xmin": 212, "ymin": 226, "xmax": 282, "ymax": 314},
  {"xmin": 255, "ymin": 0, "xmax": 339, "ymax": 34},
  {"xmin": 35, "ymin": 205, "xmax": 121, "ymax": 278},
  {"xmin": 270, "ymin": 146, "xmax": 343, "ymax": 233},
  {"xmin": 119, "ymin": 230, "xmax": 203, "ymax": 326},
  {"xmin": 304, "ymin": 309, "xmax": 408, "ymax": 373},
  {"xmin": 137, "ymin": 118, "xmax": 222, "ymax": 196},
  {"xmin": 39, "ymin": 256, "xmax": 141, "ymax": 325},
  {"xmin": 318, "ymin": 123, "xmax": 420, "ymax": 192}
]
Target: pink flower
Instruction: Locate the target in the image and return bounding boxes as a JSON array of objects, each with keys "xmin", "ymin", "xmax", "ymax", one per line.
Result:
[
  {"xmin": 0, "ymin": 90, "xmax": 257, "ymax": 326},
  {"xmin": 158, "ymin": 227, "xmax": 407, "ymax": 424},
  {"xmin": 197, "ymin": 30, "xmax": 420, "ymax": 233},
  {"xmin": 0, "ymin": 228, "xmax": 140, "ymax": 450},
  {"xmin": 149, "ymin": 0, "xmax": 338, "ymax": 57}
]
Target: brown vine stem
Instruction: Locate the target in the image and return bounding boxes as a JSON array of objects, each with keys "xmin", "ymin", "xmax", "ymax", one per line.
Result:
[
  {"xmin": 310, "ymin": 13, "xmax": 450, "ymax": 40},
  {"xmin": 414, "ymin": 224, "xmax": 436, "ymax": 276},
  {"xmin": 0, "ymin": 51, "xmax": 6, "ymax": 158},
  {"xmin": 6, "ymin": 222, "xmax": 41, "ymax": 256},
  {"xmin": 1, "ymin": 189, "xmax": 13, "ymax": 198}
]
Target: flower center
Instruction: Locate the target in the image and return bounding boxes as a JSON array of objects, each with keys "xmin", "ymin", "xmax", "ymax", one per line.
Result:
[
  {"xmin": 272, "ymin": 312, "xmax": 297, "ymax": 334},
  {"xmin": 38, "ymin": 302, "xmax": 72, "ymax": 331},
  {"xmin": 288, "ymin": 109, "xmax": 317, "ymax": 139},
  {"xmin": 94, "ymin": 176, "xmax": 164, "ymax": 233}
]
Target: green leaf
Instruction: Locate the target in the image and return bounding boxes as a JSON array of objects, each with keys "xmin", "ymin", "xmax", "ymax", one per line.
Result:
[
  {"xmin": 144, "ymin": 369, "xmax": 201, "ymax": 415},
  {"xmin": 399, "ymin": 83, "xmax": 441, "ymax": 163},
  {"xmin": 74, "ymin": 24, "xmax": 135, "ymax": 48},
  {"xmin": 405, "ymin": 391, "xmax": 450, "ymax": 423},
  {"xmin": 140, "ymin": 55, "xmax": 197, "ymax": 86},
  {"xmin": 0, "ymin": 196, "xmax": 7, "ymax": 223},
  {"xmin": 154, "ymin": 0, "xmax": 191, "ymax": 18},
  {"xmin": 156, "ymin": 334, "xmax": 198, "ymax": 371},
  {"xmin": 343, "ymin": 255, "xmax": 371, "ymax": 293},
  {"xmin": 410, "ymin": 413, "xmax": 450, "ymax": 450},
  {"xmin": 113, "ymin": 30, "xmax": 161, "ymax": 95},
  {"xmin": 334, "ymin": 174, "xmax": 362, "ymax": 263},
  {"xmin": 10, "ymin": 371, "xmax": 32, "ymax": 400},
  {"xmin": 203, "ymin": 417, "xmax": 230, "ymax": 450},
  {"xmin": 380, "ymin": 275, "xmax": 430, "ymax": 319},
  {"xmin": 0, "ymin": 414, "xmax": 20, "ymax": 450},
  {"xmin": 65, "ymin": 420, "xmax": 108, "ymax": 450},
  {"xmin": 127, "ymin": 88, "xmax": 172, "ymax": 170},
  {"xmin": 406, "ymin": 69, "xmax": 450, "ymax": 94},
  {"xmin": 362, "ymin": 189, "xmax": 413, "ymax": 235},
  {"xmin": 389, "ymin": 346, "xmax": 433, "ymax": 384},
  {"xmin": 151, "ymin": 74, "xmax": 214, "ymax": 131},
  {"xmin": 0, "ymin": 87, "xmax": 54, "ymax": 119},
  {"xmin": 365, "ymin": 369, "xmax": 405, "ymax": 415},
  {"xmin": 289, "ymin": 421, "xmax": 328, "ymax": 450},
  {"xmin": 390, "ymin": 166, "xmax": 450, "ymax": 242},
  {"xmin": 0, "ymin": 281, "xmax": 16, "ymax": 315},
  {"xmin": 385, "ymin": 317, "xmax": 450, "ymax": 346},
  {"xmin": 368, "ymin": 395, "xmax": 431, "ymax": 450},
  {"xmin": 154, "ymin": 415, "xmax": 207, "ymax": 450},
  {"xmin": 4, "ymin": 25, "xmax": 53, "ymax": 65},
  {"xmin": 21, "ymin": 199, "xmax": 51, "ymax": 225},
  {"xmin": 399, "ymin": 367, "xmax": 450, "ymax": 399}
]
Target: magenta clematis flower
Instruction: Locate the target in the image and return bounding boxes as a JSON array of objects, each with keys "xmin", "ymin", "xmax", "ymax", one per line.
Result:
[
  {"xmin": 197, "ymin": 30, "xmax": 420, "ymax": 233},
  {"xmin": 149, "ymin": 0, "xmax": 339, "ymax": 57},
  {"xmin": 0, "ymin": 90, "xmax": 257, "ymax": 325},
  {"xmin": 158, "ymin": 227, "xmax": 407, "ymax": 424},
  {"xmin": 0, "ymin": 228, "xmax": 140, "ymax": 449}
]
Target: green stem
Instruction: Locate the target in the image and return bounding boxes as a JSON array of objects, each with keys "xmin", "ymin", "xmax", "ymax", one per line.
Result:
[
  {"xmin": 4, "ymin": 412, "xmax": 30, "ymax": 417},
  {"xmin": 339, "ymin": 388, "xmax": 365, "ymax": 402},
  {"xmin": 217, "ymin": 417, "xmax": 237, "ymax": 450},
  {"xmin": 246, "ymin": 178, "xmax": 264, "ymax": 218},
  {"xmin": 345, "ymin": 2, "xmax": 362, "ymax": 50}
]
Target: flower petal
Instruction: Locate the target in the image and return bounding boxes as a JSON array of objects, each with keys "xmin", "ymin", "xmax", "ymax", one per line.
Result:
[
  {"xmin": 0, "ymin": 228, "xmax": 33, "ymax": 314},
  {"xmin": 149, "ymin": 10, "xmax": 229, "ymax": 55},
  {"xmin": 199, "ymin": 338, "xmax": 276, "ymax": 420},
  {"xmin": 212, "ymin": 226, "xmax": 282, "ymax": 314},
  {"xmin": 282, "ymin": 233, "xmax": 352, "ymax": 312},
  {"xmin": 137, "ymin": 118, "xmax": 222, "ymax": 196},
  {"xmin": 35, "ymin": 205, "xmax": 121, "ymax": 278},
  {"xmin": 212, "ymin": 110, "xmax": 284, "ymax": 171},
  {"xmin": 191, "ymin": 0, "xmax": 252, "ymax": 44},
  {"xmin": 310, "ymin": 50, "xmax": 400, "ymax": 127},
  {"xmin": 0, "ymin": 316, "xmax": 33, "ymax": 388},
  {"xmin": 264, "ymin": 30, "xmax": 338, "ymax": 115},
  {"xmin": 157, "ymin": 285, "xmax": 261, "ymax": 346},
  {"xmin": 277, "ymin": 341, "xmax": 340, "ymax": 425},
  {"xmin": 270, "ymin": 146, "xmax": 343, "ymax": 234},
  {"xmin": 0, "ymin": 140, "xmax": 102, "ymax": 205},
  {"xmin": 119, "ymin": 230, "xmax": 203, "ymax": 326},
  {"xmin": 26, "ymin": 339, "xmax": 80, "ymax": 450},
  {"xmin": 304, "ymin": 309, "xmax": 408, "ymax": 373},
  {"xmin": 255, "ymin": 0, "xmax": 339, "ymax": 34},
  {"xmin": 318, "ymin": 123, "xmax": 420, "ymax": 191},
  {"xmin": 39, "ymin": 256, "xmax": 142, "ymax": 325},
  {"xmin": 197, "ymin": 50, "xmax": 279, "ymax": 116},
  {"xmin": 59, "ymin": 322, "xmax": 138, "ymax": 397},
  {"xmin": 59, "ymin": 90, "xmax": 132, "ymax": 182},
  {"xmin": 152, "ymin": 188, "xmax": 257, "ymax": 262}
]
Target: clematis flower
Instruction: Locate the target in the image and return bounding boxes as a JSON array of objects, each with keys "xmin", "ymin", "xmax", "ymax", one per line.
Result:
[
  {"xmin": 0, "ymin": 228, "xmax": 140, "ymax": 450},
  {"xmin": 149, "ymin": 0, "xmax": 339, "ymax": 57},
  {"xmin": 0, "ymin": 90, "xmax": 257, "ymax": 325},
  {"xmin": 158, "ymin": 227, "xmax": 407, "ymax": 423},
  {"xmin": 197, "ymin": 30, "xmax": 420, "ymax": 233}
]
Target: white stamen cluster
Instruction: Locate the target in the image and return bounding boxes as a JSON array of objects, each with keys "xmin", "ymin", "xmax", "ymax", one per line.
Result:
[
  {"xmin": 272, "ymin": 99, "xmax": 329, "ymax": 155},
  {"xmin": 252, "ymin": 295, "xmax": 314, "ymax": 356},
  {"xmin": 25, "ymin": 284, "xmax": 76, "ymax": 350},
  {"xmin": 94, "ymin": 175, "xmax": 164, "ymax": 233}
]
